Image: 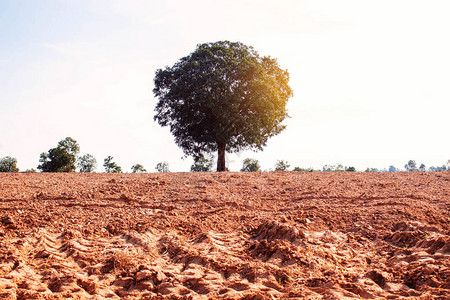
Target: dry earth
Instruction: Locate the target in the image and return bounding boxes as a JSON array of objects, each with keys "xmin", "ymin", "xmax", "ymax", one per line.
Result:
[{"xmin": 0, "ymin": 171, "xmax": 449, "ymax": 299}]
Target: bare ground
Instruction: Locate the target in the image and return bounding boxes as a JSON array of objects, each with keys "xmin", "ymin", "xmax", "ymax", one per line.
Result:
[{"xmin": 0, "ymin": 171, "xmax": 449, "ymax": 299}]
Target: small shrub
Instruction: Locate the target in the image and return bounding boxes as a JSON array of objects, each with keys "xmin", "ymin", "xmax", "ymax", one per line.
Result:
[
  {"xmin": 322, "ymin": 164, "xmax": 344, "ymax": 172},
  {"xmin": 293, "ymin": 167, "xmax": 313, "ymax": 172}
]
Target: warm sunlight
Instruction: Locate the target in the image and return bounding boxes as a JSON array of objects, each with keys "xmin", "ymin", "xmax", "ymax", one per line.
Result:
[{"xmin": 0, "ymin": 2, "xmax": 449, "ymax": 298}]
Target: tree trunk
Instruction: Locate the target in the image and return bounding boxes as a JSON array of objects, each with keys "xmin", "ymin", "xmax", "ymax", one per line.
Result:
[{"xmin": 216, "ymin": 142, "xmax": 226, "ymax": 172}]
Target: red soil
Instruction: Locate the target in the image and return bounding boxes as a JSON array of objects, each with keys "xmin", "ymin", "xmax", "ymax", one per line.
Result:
[{"xmin": 0, "ymin": 171, "xmax": 449, "ymax": 299}]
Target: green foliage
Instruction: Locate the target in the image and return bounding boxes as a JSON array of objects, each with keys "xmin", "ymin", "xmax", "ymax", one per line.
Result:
[
  {"xmin": 405, "ymin": 160, "xmax": 417, "ymax": 171},
  {"xmin": 428, "ymin": 165, "xmax": 447, "ymax": 172},
  {"xmin": 345, "ymin": 166, "xmax": 356, "ymax": 172},
  {"xmin": 275, "ymin": 160, "xmax": 290, "ymax": 171},
  {"xmin": 293, "ymin": 167, "xmax": 313, "ymax": 172},
  {"xmin": 388, "ymin": 165, "xmax": 398, "ymax": 172},
  {"xmin": 153, "ymin": 41, "xmax": 293, "ymax": 171},
  {"xmin": 78, "ymin": 154, "xmax": 97, "ymax": 173},
  {"xmin": 155, "ymin": 161, "xmax": 170, "ymax": 173},
  {"xmin": 0, "ymin": 156, "xmax": 19, "ymax": 172},
  {"xmin": 190, "ymin": 155, "xmax": 214, "ymax": 172},
  {"xmin": 322, "ymin": 164, "xmax": 344, "ymax": 172},
  {"xmin": 240, "ymin": 158, "xmax": 261, "ymax": 172},
  {"xmin": 365, "ymin": 167, "xmax": 379, "ymax": 172},
  {"xmin": 57, "ymin": 137, "xmax": 80, "ymax": 154},
  {"xmin": 131, "ymin": 164, "xmax": 147, "ymax": 173},
  {"xmin": 103, "ymin": 156, "xmax": 122, "ymax": 173},
  {"xmin": 38, "ymin": 137, "xmax": 79, "ymax": 172},
  {"xmin": 25, "ymin": 168, "xmax": 36, "ymax": 173}
]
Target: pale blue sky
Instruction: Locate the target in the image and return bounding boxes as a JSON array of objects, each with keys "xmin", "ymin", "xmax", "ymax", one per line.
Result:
[{"xmin": 1, "ymin": 0, "xmax": 449, "ymax": 172}]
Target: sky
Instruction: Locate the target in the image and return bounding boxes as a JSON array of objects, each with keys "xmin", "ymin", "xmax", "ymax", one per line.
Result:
[{"xmin": 1, "ymin": 0, "xmax": 449, "ymax": 172}]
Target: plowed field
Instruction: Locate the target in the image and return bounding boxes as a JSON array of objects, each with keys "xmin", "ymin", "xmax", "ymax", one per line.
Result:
[{"xmin": 0, "ymin": 171, "xmax": 449, "ymax": 299}]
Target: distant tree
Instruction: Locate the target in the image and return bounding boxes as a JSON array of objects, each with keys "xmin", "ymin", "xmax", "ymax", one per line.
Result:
[
  {"xmin": 428, "ymin": 165, "xmax": 447, "ymax": 172},
  {"xmin": 405, "ymin": 160, "xmax": 417, "ymax": 172},
  {"xmin": 155, "ymin": 162, "xmax": 170, "ymax": 173},
  {"xmin": 293, "ymin": 167, "xmax": 313, "ymax": 172},
  {"xmin": 77, "ymin": 154, "xmax": 97, "ymax": 173},
  {"xmin": 345, "ymin": 166, "xmax": 356, "ymax": 172},
  {"xmin": 274, "ymin": 160, "xmax": 290, "ymax": 171},
  {"xmin": 365, "ymin": 167, "xmax": 379, "ymax": 172},
  {"xmin": 388, "ymin": 165, "xmax": 398, "ymax": 172},
  {"xmin": 322, "ymin": 164, "xmax": 344, "ymax": 172},
  {"xmin": 419, "ymin": 163, "xmax": 426, "ymax": 172},
  {"xmin": 131, "ymin": 164, "xmax": 147, "ymax": 173},
  {"xmin": 153, "ymin": 41, "xmax": 293, "ymax": 171},
  {"xmin": 190, "ymin": 155, "xmax": 214, "ymax": 172},
  {"xmin": 38, "ymin": 137, "xmax": 79, "ymax": 172},
  {"xmin": 103, "ymin": 156, "xmax": 122, "ymax": 173},
  {"xmin": 241, "ymin": 158, "xmax": 261, "ymax": 172},
  {"xmin": 322, "ymin": 165, "xmax": 332, "ymax": 172},
  {"xmin": 0, "ymin": 156, "xmax": 19, "ymax": 172},
  {"xmin": 25, "ymin": 168, "xmax": 36, "ymax": 173}
]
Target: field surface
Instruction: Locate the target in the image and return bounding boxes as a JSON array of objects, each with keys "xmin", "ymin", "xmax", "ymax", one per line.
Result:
[{"xmin": 0, "ymin": 171, "xmax": 449, "ymax": 299}]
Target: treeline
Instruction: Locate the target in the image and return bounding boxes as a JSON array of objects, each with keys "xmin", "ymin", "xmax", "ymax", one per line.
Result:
[
  {"xmin": 238, "ymin": 159, "xmax": 449, "ymax": 173},
  {"xmin": 0, "ymin": 137, "xmax": 171, "ymax": 174},
  {"xmin": 1, "ymin": 137, "xmax": 449, "ymax": 173}
]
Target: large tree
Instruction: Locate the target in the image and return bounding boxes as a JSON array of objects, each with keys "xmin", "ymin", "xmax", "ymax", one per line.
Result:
[
  {"xmin": 38, "ymin": 137, "xmax": 80, "ymax": 172},
  {"xmin": 153, "ymin": 41, "xmax": 293, "ymax": 171}
]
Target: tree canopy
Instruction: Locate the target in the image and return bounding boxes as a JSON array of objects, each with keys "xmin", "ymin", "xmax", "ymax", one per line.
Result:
[
  {"xmin": 240, "ymin": 158, "xmax": 261, "ymax": 172},
  {"xmin": 405, "ymin": 160, "xmax": 417, "ymax": 171},
  {"xmin": 153, "ymin": 41, "xmax": 293, "ymax": 171},
  {"xmin": 103, "ymin": 156, "xmax": 122, "ymax": 173},
  {"xmin": 0, "ymin": 156, "xmax": 19, "ymax": 172},
  {"xmin": 155, "ymin": 162, "xmax": 170, "ymax": 173},
  {"xmin": 38, "ymin": 137, "xmax": 79, "ymax": 172},
  {"xmin": 274, "ymin": 160, "xmax": 290, "ymax": 171},
  {"xmin": 131, "ymin": 164, "xmax": 147, "ymax": 173},
  {"xmin": 78, "ymin": 154, "xmax": 97, "ymax": 173}
]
